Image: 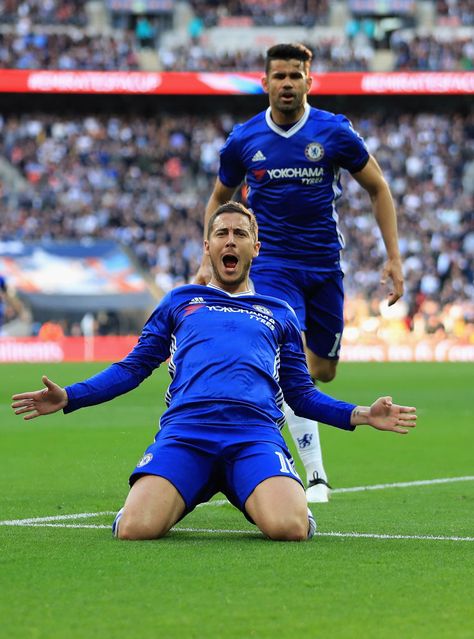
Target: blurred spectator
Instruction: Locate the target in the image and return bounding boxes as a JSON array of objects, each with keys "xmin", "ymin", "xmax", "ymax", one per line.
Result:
[
  {"xmin": 135, "ymin": 15, "xmax": 155, "ymax": 49},
  {"xmin": 38, "ymin": 319, "xmax": 65, "ymax": 340},
  {"xmin": 188, "ymin": 13, "xmax": 204, "ymax": 44},
  {"xmin": 0, "ymin": 273, "xmax": 29, "ymax": 334}
]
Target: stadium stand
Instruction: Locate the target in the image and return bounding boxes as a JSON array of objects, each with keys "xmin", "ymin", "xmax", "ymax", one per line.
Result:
[{"xmin": 0, "ymin": 0, "xmax": 472, "ymax": 71}]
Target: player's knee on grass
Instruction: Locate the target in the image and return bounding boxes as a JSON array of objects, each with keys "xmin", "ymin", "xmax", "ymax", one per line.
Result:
[
  {"xmin": 258, "ymin": 511, "xmax": 309, "ymax": 542},
  {"xmin": 115, "ymin": 510, "xmax": 172, "ymax": 541}
]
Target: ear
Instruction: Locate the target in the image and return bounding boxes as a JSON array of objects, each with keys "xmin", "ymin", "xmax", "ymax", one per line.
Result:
[
  {"xmin": 204, "ymin": 240, "xmax": 210, "ymax": 255},
  {"xmin": 306, "ymin": 73, "xmax": 312, "ymax": 94},
  {"xmin": 253, "ymin": 241, "xmax": 261, "ymax": 258},
  {"xmin": 261, "ymin": 74, "xmax": 268, "ymax": 93}
]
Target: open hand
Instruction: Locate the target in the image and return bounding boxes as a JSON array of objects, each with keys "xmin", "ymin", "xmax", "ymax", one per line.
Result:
[
  {"xmin": 367, "ymin": 396, "xmax": 416, "ymax": 434},
  {"xmin": 11, "ymin": 376, "xmax": 68, "ymax": 420},
  {"xmin": 351, "ymin": 396, "xmax": 416, "ymax": 434}
]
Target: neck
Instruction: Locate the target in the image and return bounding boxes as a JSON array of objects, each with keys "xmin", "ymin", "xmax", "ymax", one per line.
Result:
[
  {"xmin": 270, "ymin": 102, "xmax": 307, "ymax": 126},
  {"xmin": 208, "ymin": 277, "xmax": 251, "ymax": 295}
]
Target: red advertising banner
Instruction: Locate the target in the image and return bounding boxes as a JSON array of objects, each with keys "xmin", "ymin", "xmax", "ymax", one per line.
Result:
[
  {"xmin": 0, "ymin": 70, "xmax": 472, "ymax": 95},
  {"xmin": 1, "ymin": 336, "xmax": 473, "ymax": 363},
  {"xmin": 0, "ymin": 336, "xmax": 138, "ymax": 363}
]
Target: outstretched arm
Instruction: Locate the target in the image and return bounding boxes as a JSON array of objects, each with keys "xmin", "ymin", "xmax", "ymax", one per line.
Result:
[
  {"xmin": 12, "ymin": 376, "xmax": 68, "ymax": 420},
  {"xmin": 350, "ymin": 396, "xmax": 416, "ymax": 434},
  {"xmin": 281, "ymin": 314, "xmax": 416, "ymax": 434},
  {"xmin": 352, "ymin": 155, "xmax": 404, "ymax": 306}
]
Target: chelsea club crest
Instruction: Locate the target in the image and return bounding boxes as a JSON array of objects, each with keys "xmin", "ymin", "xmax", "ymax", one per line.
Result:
[{"xmin": 304, "ymin": 142, "xmax": 324, "ymax": 161}]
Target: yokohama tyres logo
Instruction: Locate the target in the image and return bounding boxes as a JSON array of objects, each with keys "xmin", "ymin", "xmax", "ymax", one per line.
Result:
[{"xmin": 267, "ymin": 167, "xmax": 324, "ymax": 179}]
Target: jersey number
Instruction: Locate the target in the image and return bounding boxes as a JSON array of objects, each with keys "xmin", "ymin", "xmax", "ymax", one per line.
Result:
[
  {"xmin": 275, "ymin": 451, "xmax": 299, "ymax": 478},
  {"xmin": 328, "ymin": 332, "xmax": 342, "ymax": 358}
]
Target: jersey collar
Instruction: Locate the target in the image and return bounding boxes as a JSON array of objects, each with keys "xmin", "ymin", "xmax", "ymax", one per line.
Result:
[
  {"xmin": 265, "ymin": 103, "xmax": 310, "ymax": 138},
  {"xmin": 207, "ymin": 283, "xmax": 253, "ymax": 297}
]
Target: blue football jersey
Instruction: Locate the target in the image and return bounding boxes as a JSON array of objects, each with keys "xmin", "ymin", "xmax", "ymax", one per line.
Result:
[
  {"xmin": 64, "ymin": 284, "xmax": 355, "ymax": 431},
  {"xmin": 219, "ymin": 105, "xmax": 369, "ymax": 269}
]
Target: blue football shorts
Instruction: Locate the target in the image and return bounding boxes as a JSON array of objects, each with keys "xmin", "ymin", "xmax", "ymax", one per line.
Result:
[
  {"xmin": 250, "ymin": 261, "xmax": 344, "ymax": 360},
  {"xmin": 129, "ymin": 423, "xmax": 304, "ymax": 522}
]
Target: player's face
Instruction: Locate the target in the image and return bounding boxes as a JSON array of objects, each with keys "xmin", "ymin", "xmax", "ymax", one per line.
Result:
[
  {"xmin": 205, "ymin": 213, "xmax": 260, "ymax": 293},
  {"xmin": 262, "ymin": 59, "xmax": 312, "ymax": 124}
]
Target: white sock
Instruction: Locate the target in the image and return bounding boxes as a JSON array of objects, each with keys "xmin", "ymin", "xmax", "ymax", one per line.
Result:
[{"xmin": 284, "ymin": 404, "xmax": 327, "ymax": 483}]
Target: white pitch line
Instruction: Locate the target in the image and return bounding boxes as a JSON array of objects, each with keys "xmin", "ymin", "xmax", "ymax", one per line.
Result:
[
  {"xmin": 0, "ymin": 511, "xmax": 116, "ymax": 526},
  {"xmin": 318, "ymin": 531, "xmax": 474, "ymax": 542},
  {"xmin": 332, "ymin": 475, "xmax": 474, "ymax": 494},
  {"xmin": 1, "ymin": 475, "xmax": 472, "ymax": 529},
  {"xmin": 6, "ymin": 522, "xmax": 474, "ymax": 542},
  {"xmin": 10, "ymin": 523, "xmax": 112, "ymax": 529},
  {"xmin": 195, "ymin": 475, "xmax": 474, "ymax": 507}
]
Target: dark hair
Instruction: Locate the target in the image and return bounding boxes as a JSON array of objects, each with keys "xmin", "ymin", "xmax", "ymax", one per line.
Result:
[
  {"xmin": 265, "ymin": 43, "xmax": 313, "ymax": 74},
  {"xmin": 207, "ymin": 201, "xmax": 258, "ymax": 241}
]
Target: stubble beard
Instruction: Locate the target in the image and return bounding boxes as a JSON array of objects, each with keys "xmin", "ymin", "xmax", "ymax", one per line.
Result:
[
  {"xmin": 274, "ymin": 94, "xmax": 305, "ymax": 121},
  {"xmin": 209, "ymin": 256, "xmax": 249, "ymax": 290}
]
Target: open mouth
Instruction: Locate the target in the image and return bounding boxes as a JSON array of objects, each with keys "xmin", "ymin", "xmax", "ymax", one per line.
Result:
[{"xmin": 222, "ymin": 254, "xmax": 239, "ymax": 271}]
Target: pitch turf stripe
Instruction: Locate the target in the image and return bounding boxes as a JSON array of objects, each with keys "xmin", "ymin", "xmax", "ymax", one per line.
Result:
[{"xmin": 5, "ymin": 522, "xmax": 474, "ymax": 541}]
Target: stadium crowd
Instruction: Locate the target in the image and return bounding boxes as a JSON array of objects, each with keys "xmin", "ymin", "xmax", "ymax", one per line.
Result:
[
  {"xmin": 0, "ymin": 0, "xmax": 472, "ymax": 71},
  {"xmin": 0, "ymin": 31, "xmax": 139, "ymax": 70},
  {"xmin": 0, "ymin": 0, "xmax": 87, "ymax": 26},
  {"xmin": 158, "ymin": 37, "xmax": 372, "ymax": 72},
  {"xmin": 1, "ymin": 31, "xmax": 471, "ymax": 72},
  {"xmin": 393, "ymin": 34, "xmax": 474, "ymax": 71},
  {"xmin": 435, "ymin": 0, "xmax": 473, "ymax": 26},
  {"xmin": 188, "ymin": 0, "xmax": 329, "ymax": 27},
  {"xmin": 0, "ymin": 109, "xmax": 472, "ymax": 340}
]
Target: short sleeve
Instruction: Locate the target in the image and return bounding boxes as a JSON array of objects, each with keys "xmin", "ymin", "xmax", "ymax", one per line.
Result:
[
  {"xmin": 218, "ymin": 125, "xmax": 247, "ymax": 188},
  {"xmin": 334, "ymin": 115, "xmax": 370, "ymax": 174}
]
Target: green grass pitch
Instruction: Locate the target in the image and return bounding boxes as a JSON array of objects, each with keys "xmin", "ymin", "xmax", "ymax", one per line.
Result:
[{"xmin": 1, "ymin": 362, "xmax": 473, "ymax": 639}]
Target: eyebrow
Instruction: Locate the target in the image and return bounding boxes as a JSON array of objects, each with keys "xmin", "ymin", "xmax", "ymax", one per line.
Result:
[{"xmin": 214, "ymin": 225, "xmax": 250, "ymax": 233}]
